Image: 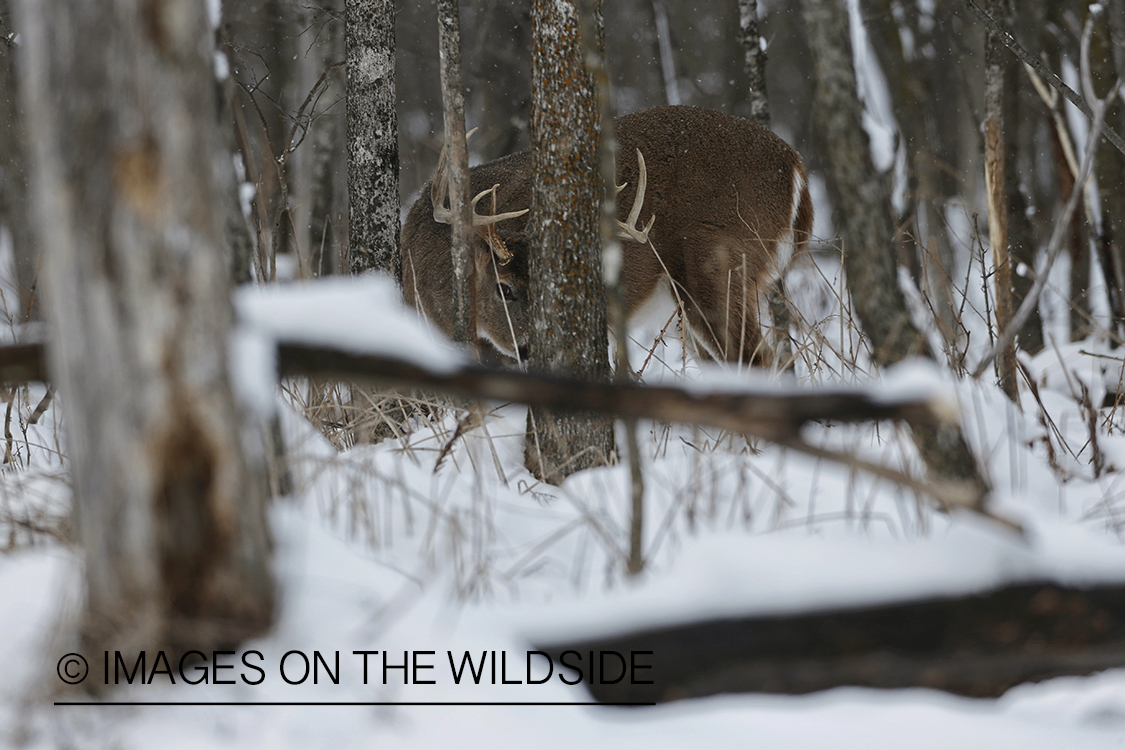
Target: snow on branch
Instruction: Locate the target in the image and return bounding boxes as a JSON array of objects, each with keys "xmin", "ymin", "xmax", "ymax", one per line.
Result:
[{"xmin": 0, "ymin": 275, "xmax": 996, "ymax": 518}]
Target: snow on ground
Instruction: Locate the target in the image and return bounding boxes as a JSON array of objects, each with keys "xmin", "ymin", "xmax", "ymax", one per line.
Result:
[{"xmin": 3, "ymin": 272, "xmax": 1125, "ymax": 748}]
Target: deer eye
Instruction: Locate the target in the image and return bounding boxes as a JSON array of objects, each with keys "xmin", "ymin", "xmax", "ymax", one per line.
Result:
[{"xmin": 497, "ymin": 282, "xmax": 518, "ymax": 302}]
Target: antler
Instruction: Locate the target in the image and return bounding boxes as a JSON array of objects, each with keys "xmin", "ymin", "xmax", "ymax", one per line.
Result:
[
  {"xmin": 429, "ymin": 135, "xmax": 529, "ymax": 265},
  {"xmin": 430, "ymin": 135, "xmax": 529, "ymax": 228},
  {"xmin": 615, "ymin": 148, "xmax": 656, "ymax": 244}
]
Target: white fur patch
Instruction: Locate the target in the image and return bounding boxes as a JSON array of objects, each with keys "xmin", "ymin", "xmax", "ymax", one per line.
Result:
[{"xmin": 479, "ymin": 324, "xmax": 520, "ymax": 359}]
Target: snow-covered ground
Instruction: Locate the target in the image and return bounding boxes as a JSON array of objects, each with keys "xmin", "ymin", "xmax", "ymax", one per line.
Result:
[{"xmin": 3, "ymin": 268, "xmax": 1125, "ymax": 748}]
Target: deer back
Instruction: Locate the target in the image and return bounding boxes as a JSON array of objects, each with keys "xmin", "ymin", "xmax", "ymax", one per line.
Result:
[{"xmin": 402, "ymin": 105, "xmax": 812, "ymax": 364}]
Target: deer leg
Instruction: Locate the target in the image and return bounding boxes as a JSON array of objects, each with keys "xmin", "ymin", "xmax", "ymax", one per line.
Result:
[{"xmin": 680, "ymin": 245, "xmax": 772, "ymax": 367}]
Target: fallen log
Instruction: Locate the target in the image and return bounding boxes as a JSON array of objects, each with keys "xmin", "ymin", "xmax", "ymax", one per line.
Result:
[{"xmin": 541, "ymin": 581, "xmax": 1125, "ymax": 702}]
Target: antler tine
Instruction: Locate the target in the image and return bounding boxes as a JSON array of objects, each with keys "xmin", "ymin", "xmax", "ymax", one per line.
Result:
[
  {"xmin": 430, "ymin": 127, "xmax": 482, "ymax": 225},
  {"xmin": 471, "ymin": 184, "xmax": 529, "ymax": 226},
  {"xmin": 616, "ymin": 148, "xmax": 656, "ymax": 244}
]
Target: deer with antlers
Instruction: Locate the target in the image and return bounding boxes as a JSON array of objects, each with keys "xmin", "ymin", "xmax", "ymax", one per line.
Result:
[{"xmin": 401, "ymin": 105, "xmax": 812, "ymax": 367}]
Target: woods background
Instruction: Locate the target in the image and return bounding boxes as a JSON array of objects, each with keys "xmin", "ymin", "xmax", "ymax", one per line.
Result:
[
  {"xmin": 213, "ymin": 0, "xmax": 1123, "ymax": 353},
  {"xmin": 1, "ymin": 0, "xmax": 1124, "ymax": 681}
]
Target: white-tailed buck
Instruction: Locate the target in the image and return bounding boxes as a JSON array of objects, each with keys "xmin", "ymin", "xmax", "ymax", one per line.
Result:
[{"xmin": 402, "ymin": 105, "xmax": 812, "ymax": 366}]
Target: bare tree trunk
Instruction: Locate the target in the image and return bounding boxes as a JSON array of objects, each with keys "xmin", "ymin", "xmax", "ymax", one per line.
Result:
[
  {"xmin": 738, "ymin": 0, "xmax": 792, "ymax": 370},
  {"xmin": 0, "ymin": 0, "xmax": 36, "ymax": 321},
  {"xmin": 1004, "ymin": 32, "xmax": 1044, "ymax": 356},
  {"xmin": 800, "ymin": 0, "xmax": 987, "ymax": 506},
  {"xmin": 308, "ymin": 1, "xmax": 346, "ymax": 278},
  {"xmin": 346, "ymin": 0, "xmax": 400, "ymax": 278},
  {"xmin": 983, "ymin": 0, "xmax": 1017, "ymax": 400},
  {"xmin": 739, "ymin": 0, "xmax": 770, "ymax": 129},
  {"xmin": 577, "ymin": 0, "xmax": 643, "ymax": 575},
  {"xmin": 861, "ymin": 0, "xmax": 965, "ymax": 359},
  {"xmin": 14, "ymin": 0, "xmax": 274, "ymax": 656},
  {"xmin": 216, "ymin": 39, "xmax": 256, "ymax": 286},
  {"xmin": 1089, "ymin": 3, "xmax": 1125, "ymax": 338},
  {"xmin": 525, "ymin": 0, "xmax": 615, "ymax": 486},
  {"xmin": 437, "ymin": 0, "xmax": 476, "ymax": 346}
]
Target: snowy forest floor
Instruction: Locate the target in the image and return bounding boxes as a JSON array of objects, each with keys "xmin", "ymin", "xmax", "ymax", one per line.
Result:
[{"xmin": 3, "ymin": 254, "xmax": 1125, "ymax": 748}]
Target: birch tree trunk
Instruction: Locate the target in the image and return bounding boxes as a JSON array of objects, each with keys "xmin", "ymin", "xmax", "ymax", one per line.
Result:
[
  {"xmin": 800, "ymin": 0, "xmax": 988, "ymax": 506},
  {"xmin": 738, "ymin": 0, "xmax": 792, "ymax": 369},
  {"xmin": 525, "ymin": 0, "xmax": 615, "ymax": 485},
  {"xmin": 14, "ymin": 0, "xmax": 274, "ymax": 655},
  {"xmin": 738, "ymin": 0, "xmax": 770, "ymax": 129},
  {"xmin": 346, "ymin": 0, "xmax": 400, "ymax": 278}
]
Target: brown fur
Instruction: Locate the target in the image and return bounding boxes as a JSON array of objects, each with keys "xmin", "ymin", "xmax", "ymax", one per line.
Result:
[{"xmin": 401, "ymin": 105, "xmax": 812, "ymax": 366}]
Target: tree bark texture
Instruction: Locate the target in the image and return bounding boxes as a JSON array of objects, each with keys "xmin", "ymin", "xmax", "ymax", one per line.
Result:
[
  {"xmin": 216, "ymin": 42, "xmax": 256, "ymax": 286},
  {"xmin": 738, "ymin": 0, "xmax": 770, "ymax": 129},
  {"xmin": 436, "ymin": 0, "xmax": 476, "ymax": 345},
  {"xmin": 738, "ymin": 0, "xmax": 792, "ymax": 370},
  {"xmin": 861, "ymin": 0, "xmax": 970, "ymax": 357},
  {"xmin": 526, "ymin": 0, "xmax": 615, "ymax": 485},
  {"xmin": 1089, "ymin": 4, "xmax": 1125, "ymax": 336},
  {"xmin": 983, "ymin": 0, "xmax": 1017, "ymax": 401},
  {"xmin": 346, "ymin": 0, "xmax": 400, "ymax": 277},
  {"xmin": 1003, "ymin": 32, "xmax": 1044, "ymax": 356},
  {"xmin": 0, "ymin": 0, "xmax": 37, "ymax": 320},
  {"xmin": 14, "ymin": 0, "xmax": 274, "ymax": 656},
  {"xmin": 801, "ymin": 0, "xmax": 987, "ymax": 504},
  {"xmin": 308, "ymin": 1, "xmax": 345, "ymax": 278}
]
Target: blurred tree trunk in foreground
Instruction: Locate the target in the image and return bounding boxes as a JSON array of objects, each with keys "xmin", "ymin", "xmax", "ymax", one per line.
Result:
[
  {"xmin": 0, "ymin": 0, "xmax": 37, "ymax": 321},
  {"xmin": 14, "ymin": 0, "xmax": 274, "ymax": 656},
  {"xmin": 525, "ymin": 0, "xmax": 616, "ymax": 485},
  {"xmin": 801, "ymin": 0, "xmax": 988, "ymax": 506}
]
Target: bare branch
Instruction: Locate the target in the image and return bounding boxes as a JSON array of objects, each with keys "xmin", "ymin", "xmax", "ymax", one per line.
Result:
[
  {"xmin": 962, "ymin": 0, "xmax": 1125, "ymax": 158},
  {"xmin": 973, "ymin": 18, "xmax": 1119, "ymax": 378}
]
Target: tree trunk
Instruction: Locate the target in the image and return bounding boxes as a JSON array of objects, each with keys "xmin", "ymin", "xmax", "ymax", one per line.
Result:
[
  {"xmin": 346, "ymin": 0, "xmax": 400, "ymax": 278},
  {"xmin": 860, "ymin": 0, "xmax": 971, "ymax": 358},
  {"xmin": 0, "ymin": 0, "xmax": 36, "ymax": 321},
  {"xmin": 738, "ymin": 0, "xmax": 792, "ymax": 370},
  {"xmin": 307, "ymin": 1, "xmax": 346, "ymax": 278},
  {"xmin": 436, "ymin": 0, "xmax": 476, "ymax": 346},
  {"xmin": 1089, "ymin": 3, "xmax": 1125, "ymax": 339},
  {"xmin": 800, "ymin": 0, "xmax": 987, "ymax": 506},
  {"xmin": 525, "ymin": 0, "xmax": 615, "ymax": 485},
  {"xmin": 1004, "ymin": 25, "xmax": 1044, "ymax": 356},
  {"xmin": 216, "ymin": 38, "xmax": 256, "ymax": 286},
  {"xmin": 14, "ymin": 0, "xmax": 274, "ymax": 656},
  {"xmin": 983, "ymin": 0, "xmax": 1018, "ymax": 400},
  {"xmin": 738, "ymin": 0, "xmax": 770, "ymax": 129}
]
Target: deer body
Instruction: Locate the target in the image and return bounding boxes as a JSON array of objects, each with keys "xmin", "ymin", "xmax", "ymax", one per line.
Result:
[{"xmin": 402, "ymin": 105, "xmax": 812, "ymax": 366}]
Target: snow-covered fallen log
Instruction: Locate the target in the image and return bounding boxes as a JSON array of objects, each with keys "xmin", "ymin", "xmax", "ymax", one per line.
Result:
[{"xmin": 541, "ymin": 581, "xmax": 1125, "ymax": 701}]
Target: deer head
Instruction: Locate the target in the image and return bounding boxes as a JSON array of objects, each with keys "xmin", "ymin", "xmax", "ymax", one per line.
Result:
[{"xmin": 401, "ymin": 105, "xmax": 813, "ymax": 367}]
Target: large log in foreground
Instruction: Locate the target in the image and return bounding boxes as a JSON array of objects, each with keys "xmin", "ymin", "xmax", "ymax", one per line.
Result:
[
  {"xmin": 275, "ymin": 342, "xmax": 991, "ymax": 513},
  {"xmin": 0, "ymin": 339, "xmax": 950, "ymax": 440},
  {"xmin": 541, "ymin": 582, "xmax": 1125, "ymax": 702},
  {"xmin": 0, "ymin": 339, "xmax": 985, "ymax": 509},
  {"xmin": 275, "ymin": 342, "xmax": 945, "ymax": 442}
]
